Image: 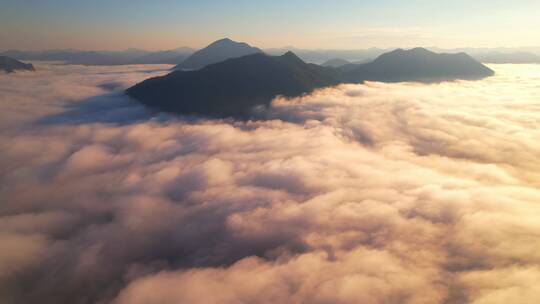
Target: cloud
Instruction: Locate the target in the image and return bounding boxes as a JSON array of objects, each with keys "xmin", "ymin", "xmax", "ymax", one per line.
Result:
[
  {"xmin": 0, "ymin": 63, "xmax": 539, "ymax": 304},
  {"xmin": 115, "ymin": 248, "xmax": 444, "ymax": 304}
]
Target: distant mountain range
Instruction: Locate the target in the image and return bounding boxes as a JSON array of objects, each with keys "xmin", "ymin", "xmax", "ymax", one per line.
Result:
[
  {"xmin": 0, "ymin": 56, "xmax": 35, "ymax": 73},
  {"xmin": 322, "ymin": 58, "xmax": 351, "ymax": 67},
  {"xmin": 127, "ymin": 47, "xmax": 494, "ymax": 118},
  {"xmin": 472, "ymin": 52, "xmax": 540, "ymax": 64},
  {"xmin": 0, "ymin": 43, "xmax": 388, "ymax": 66},
  {"xmin": 422, "ymin": 47, "xmax": 540, "ymax": 64},
  {"xmin": 0, "ymin": 48, "xmax": 195, "ymax": 65},
  {"xmin": 172, "ymin": 38, "xmax": 262, "ymax": 70},
  {"xmin": 4, "ymin": 40, "xmax": 540, "ymax": 66},
  {"xmin": 268, "ymin": 47, "xmax": 540, "ymax": 65}
]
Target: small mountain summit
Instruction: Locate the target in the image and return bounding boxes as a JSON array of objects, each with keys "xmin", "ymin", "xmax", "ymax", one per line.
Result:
[
  {"xmin": 342, "ymin": 47, "xmax": 494, "ymax": 82},
  {"xmin": 0, "ymin": 56, "xmax": 35, "ymax": 73},
  {"xmin": 209, "ymin": 38, "xmax": 236, "ymax": 46},
  {"xmin": 173, "ymin": 38, "xmax": 263, "ymax": 70},
  {"xmin": 280, "ymin": 51, "xmax": 306, "ymax": 64}
]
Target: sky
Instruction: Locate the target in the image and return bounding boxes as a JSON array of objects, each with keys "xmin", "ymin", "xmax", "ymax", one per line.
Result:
[{"xmin": 1, "ymin": 0, "xmax": 540, "ymax": 51}]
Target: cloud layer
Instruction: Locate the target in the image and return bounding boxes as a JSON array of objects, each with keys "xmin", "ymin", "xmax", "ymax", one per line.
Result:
[{"xmin": 0, "ymin": 63, "xmax": 539, "ymax": 304}]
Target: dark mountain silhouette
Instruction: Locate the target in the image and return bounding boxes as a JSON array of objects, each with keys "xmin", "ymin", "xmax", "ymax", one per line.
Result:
[
  {"xmin": 341, "ymin": 48, "xmax": 494, "ymax": 83},
  {"xmin": 173, "ymin": 38, "xmax": 262, "ymax": 70},
  {"xmin": 0, "ymin": 56, "xmax": 35, "ymax": 73},
  {"xmin": 0, "ymin": 48, "xmax": 195, "ymax": 65},
  {"xmin": 322, "ymin": 58, "xmax": 351, "ymax": 67},
  {"xmin": 128, "ymin": 52, "xmax": 339, "ymax": 117},
  {"xmin": 473, "ymin": 52, "xmax": 540, "ymax": 64},
  {"xmin": 127, "ymin": 48, "xmax": 494, "ymax": 118}
]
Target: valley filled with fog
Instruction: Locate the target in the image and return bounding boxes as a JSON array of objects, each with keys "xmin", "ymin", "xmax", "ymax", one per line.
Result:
[{"xmin": 1, "ymin": 63, "xmax": 539, "ymax": 304}]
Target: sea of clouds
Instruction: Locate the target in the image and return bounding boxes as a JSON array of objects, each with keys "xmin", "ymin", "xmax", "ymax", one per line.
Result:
[{"xmin": 0, "ymin": 63, "xmax": 539, "ymax": 304}]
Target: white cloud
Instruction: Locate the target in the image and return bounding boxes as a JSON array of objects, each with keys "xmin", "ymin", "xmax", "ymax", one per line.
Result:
[{"xmin": 0, "ymin": 63, "xmax": 539, "ymax": 304}]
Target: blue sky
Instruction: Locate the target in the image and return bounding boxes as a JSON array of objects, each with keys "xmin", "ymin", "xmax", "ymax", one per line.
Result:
[{"xmin": 1, "ymin": 0, "xmax": 539, "ymax": 50}]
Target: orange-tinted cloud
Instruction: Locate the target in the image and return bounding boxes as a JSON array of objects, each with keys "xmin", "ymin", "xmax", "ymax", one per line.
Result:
[{"xmin": 0, "ymin": 63, "xmax": 539, "ymax": 304}]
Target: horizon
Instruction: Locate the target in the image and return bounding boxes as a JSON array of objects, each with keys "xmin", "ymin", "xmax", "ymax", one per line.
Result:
[
  {"xmin": 2, "ymin": 0, "xmax": 540, "ymax": 51},
  {"xmin": 3, "ymin": 39, "xmax": 540, "ymax": 53}
]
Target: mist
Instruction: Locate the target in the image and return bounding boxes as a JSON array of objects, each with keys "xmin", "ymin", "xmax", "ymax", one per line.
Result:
[{"xmin": 0, "ymin": 63, "xmax": 539, "ymax": 304}]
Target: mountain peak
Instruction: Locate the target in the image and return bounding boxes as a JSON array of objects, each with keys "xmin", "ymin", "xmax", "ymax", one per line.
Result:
[
  {"xmin": 385, "ymin": 47, "xmax": 433, "ymax": 57},
  {"xmin": 278, "ymin": 51, "xmax": 307, "ymax": 67},
  {"xmin": 281, "ymin": 51, "xmax": 303, "ymax": 61},
  {"xmin": 410, "ymin": 47, "xmax": 431, "ymax": 53},
  {"xmin": 210, "ymin": 38, "xmax": 236, "ymax": 46},
  {"xmin": 174, "ymin": 38, "xmax": 262, "ymax": 70},
  {"xmin": 408, "ymin": 47, "xmax": 436, "ymax": 57}
]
